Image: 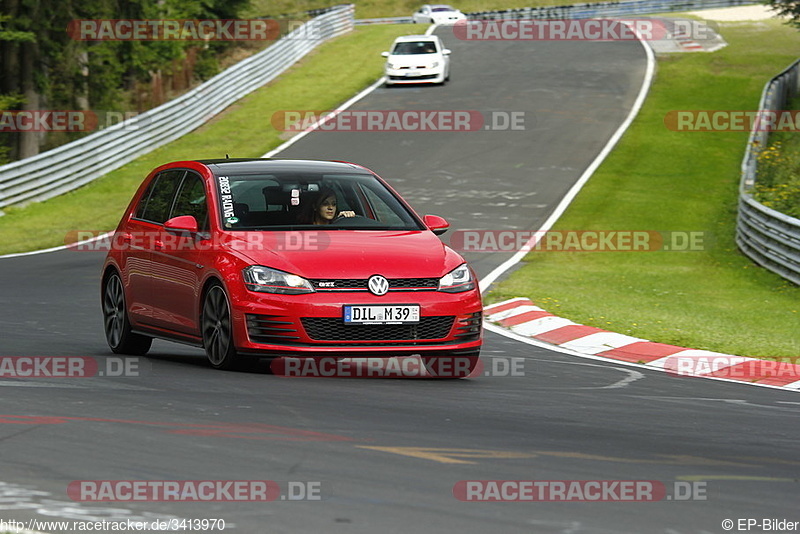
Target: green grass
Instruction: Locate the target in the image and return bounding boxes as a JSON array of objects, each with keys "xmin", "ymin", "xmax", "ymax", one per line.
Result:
[
  {"xmin": 485, "ymin": 19, "xmax": 800, "ymax": 360},
  {"xmin": 0, "ymin": 24, "xmax": 418, "ymax": 254}
]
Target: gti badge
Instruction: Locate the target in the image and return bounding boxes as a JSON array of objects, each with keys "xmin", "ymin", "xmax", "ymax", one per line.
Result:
[{"xmin": 367, "ymin": 275, "xmax": 389, "ymax": 296}]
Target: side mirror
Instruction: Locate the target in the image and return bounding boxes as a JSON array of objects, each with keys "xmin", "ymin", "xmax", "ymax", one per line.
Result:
[
  {"xmin": 423, "ymin": 214, "xmax": 449, "ymax": 236},
  {"xmin": 442, "ymin": 49, "xmax": 451, "ymax": 55},
  {"xmin": 381, "ymin": 51, "xmax": 390, "ymax": 57},
  {"xmin": 164, "ymin": 215, "xmax": 198, "ymax": 235}
]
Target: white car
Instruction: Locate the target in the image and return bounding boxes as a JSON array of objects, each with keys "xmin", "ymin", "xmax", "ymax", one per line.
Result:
[
  {"xmin": 412, "ymin": 4, "xmax": 467, "ymax": 25},
  {"xmin": 382, "ymin": 35, "xmax": 451, "ymax": 86}
]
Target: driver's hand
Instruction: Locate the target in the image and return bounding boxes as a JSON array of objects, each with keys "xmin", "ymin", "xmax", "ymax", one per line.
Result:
[{"xmin": 337, "ymin": 211, "xmax": 356, "ymax": 218}]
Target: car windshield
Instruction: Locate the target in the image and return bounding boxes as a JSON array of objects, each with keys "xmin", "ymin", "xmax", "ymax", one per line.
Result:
[
  {"xmin": 214, "ymin": 172, "xmax": 424, "ymax": 231},
  {"xmin": 432, "ymin": 6, "xmax": 457, "ymax": 12},
  {"xmin": 392, "ymin": 41, "xmax": 438, "ymax": 55}
]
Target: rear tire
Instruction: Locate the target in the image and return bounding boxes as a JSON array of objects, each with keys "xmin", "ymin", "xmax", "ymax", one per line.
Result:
[
  {"xmin": 102, "ymin": 272, "xmax": 152, "ymax": 355},
  {"xmin": 202, "ymin": 283, "xmax": 240, "ymax": 370}
]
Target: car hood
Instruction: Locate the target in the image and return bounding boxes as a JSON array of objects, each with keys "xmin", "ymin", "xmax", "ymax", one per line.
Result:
[{"xmin": 224, "ymin": 230, "xmax": 464, "ymax": 279}]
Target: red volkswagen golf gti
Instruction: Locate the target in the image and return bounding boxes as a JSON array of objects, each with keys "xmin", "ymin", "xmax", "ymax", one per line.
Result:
[{"xmin": 101, "ymin": 159, "xmax": 482, "ymax": 376}]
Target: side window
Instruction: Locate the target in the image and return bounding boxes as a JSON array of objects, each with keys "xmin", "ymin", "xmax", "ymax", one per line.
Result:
[
  {"xmin": 171, "ymin": 173, "xmax": 209, "ymax": 231},
  {"xmin": 136, "ymin": 170, "xmax": 185, "ymax": 224},
  {"xmin": 134, "ymin": 180, "xmax": 156, "ymax": 220}
]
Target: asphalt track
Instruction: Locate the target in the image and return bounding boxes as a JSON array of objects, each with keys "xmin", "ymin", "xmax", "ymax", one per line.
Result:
[{"xmin": 0, "ymin": 29, "xmax": 798, "ymax": 534}]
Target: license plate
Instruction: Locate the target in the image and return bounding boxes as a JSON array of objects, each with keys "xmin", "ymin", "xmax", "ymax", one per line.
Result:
[
  {"xmin": 343, "ymin": 305, "xmax": 420, "ymax": 325},
  {"xmin": 405, "ymin": 71, "xmax": 421, "ymax": 77}
]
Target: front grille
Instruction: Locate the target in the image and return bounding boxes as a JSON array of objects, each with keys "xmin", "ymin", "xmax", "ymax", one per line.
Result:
[
  {"xmin": 301, "ymin": 316, "xmax": 454, "ymax": 342},
  {"xmin": 389, "ymin": 74, "xmax": 438, "ymax": 80},
  {"xmin": 310, "ymin": 278, "xmax": 439, "ymax": 292},
  {"xmin": 246, "ymin": 314, "xmax": 300, "ymax": 344}
]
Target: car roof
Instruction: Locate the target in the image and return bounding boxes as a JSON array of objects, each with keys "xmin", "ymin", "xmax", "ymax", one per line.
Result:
[
  {"xmin": 392, "ymin": 34, "xmax": 440, "ymax": 43},
  {"xmin": 195, "ymin": 158, "xmax": 372, "ymax": 176}
]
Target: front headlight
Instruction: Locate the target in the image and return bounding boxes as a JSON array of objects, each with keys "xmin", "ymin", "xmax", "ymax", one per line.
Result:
[
  {"xmin": 438, "ymin": 263, "xmax": 475, "ymax": 293},
  {"xmin": 430, "ymin": 61, "xmax": 439, "ymax": 68},
  {"xmin": 243, "ymin": 266, "xmax": 315, "ymax": 294},
  {"xmin": 386, "ymin": 62, "xmax": 397, "ymax": 69}
]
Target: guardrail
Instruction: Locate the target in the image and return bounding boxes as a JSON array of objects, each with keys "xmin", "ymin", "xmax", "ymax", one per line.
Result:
[
  {"xmin": 467, "ymin": 0, "xmax": 757, "ymax": 20},
  {"xmin": 0, "ymin": 4, "xmax": 355, "ymax": 215},
  {"xmin": 355, "ymin": 16, "xmax": 413, "ymax": 25},
  {"xmin": 736, "ymin": 59, "xmax": 800, "ymax": 286}
]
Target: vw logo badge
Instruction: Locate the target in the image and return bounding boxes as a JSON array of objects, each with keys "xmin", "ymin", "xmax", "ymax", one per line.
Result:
[{"xmin": 368, "ymin": 275, "xmax": 389, "ymax": 296}]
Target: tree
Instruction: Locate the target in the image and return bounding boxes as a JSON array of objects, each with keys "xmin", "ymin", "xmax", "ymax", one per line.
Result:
[
  {"xmin": 0, "ymin": 9, "xmax": 36, "ymax": 162},
  {"xmin": 766, "ymin": 0, "xmax": 800, "ymax": 28},
  {"xmin": 0, "ymin": 0, "xmax": 253, "ymax": 163}
]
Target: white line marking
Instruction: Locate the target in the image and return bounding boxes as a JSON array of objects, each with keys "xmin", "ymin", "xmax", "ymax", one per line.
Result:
[
  {"xmin": 0, "ymin": 232, "xmax": 112, "ymax": 260},
  {"xmin": 262, "ymin": 77, "xmax": 388, "ymax": 158}
]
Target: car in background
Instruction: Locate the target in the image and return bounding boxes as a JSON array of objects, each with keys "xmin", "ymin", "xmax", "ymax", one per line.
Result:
[
  {"xmin": 382, "ymin": 35, "xmax": 451, "ymax": 85},
  {"xmin": 412, "ymin": 4, "xmax": 467, "ymax": 25},
  {"xmin": 101, "ymin": 159, "xmax": 482, "ymax": 377}
]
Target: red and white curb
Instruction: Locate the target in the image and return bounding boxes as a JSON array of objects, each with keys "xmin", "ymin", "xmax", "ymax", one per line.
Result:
[
  {"xmin": 484, "ymin": 298, "xmax": 800, "ymax": 391},
  {"xmin": 675, "ymin": 36, "xmax": 704, "ymax": 51}
]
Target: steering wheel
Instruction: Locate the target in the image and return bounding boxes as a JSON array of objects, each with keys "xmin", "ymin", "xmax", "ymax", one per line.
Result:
[{"xmin": 330, "ymin": 215, "xmax": 379, "ymax": 227}]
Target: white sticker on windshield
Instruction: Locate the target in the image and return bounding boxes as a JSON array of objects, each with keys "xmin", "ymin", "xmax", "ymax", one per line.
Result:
[{"xmin": 218, "ymin": 176, "xmax": 235, "ymax": 219}]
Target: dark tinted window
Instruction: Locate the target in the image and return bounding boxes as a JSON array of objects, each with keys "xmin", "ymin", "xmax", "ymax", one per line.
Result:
[
  {"xmin": 171, "ymin": 172, "xmax": 209, "ymax": 231},
  {"xmin": 136, "ymin": 170, "xmax": 185, "ymax": 224},
  {"xmin": 392, "ymin": 41, "xmax": 438, "ymax": 55},
  {"xmin": 134, "ymin": 180, "xmax": 156, "ymax": 220}
]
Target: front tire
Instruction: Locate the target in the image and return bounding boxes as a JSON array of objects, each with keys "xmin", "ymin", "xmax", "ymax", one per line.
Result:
[
  {"xmin": 102, "ymin": 272, "xmax": 152, "ymax": 355},
  {"xmin": 202, "ymin": 284, "xmax": 239, "ymax": 370}
]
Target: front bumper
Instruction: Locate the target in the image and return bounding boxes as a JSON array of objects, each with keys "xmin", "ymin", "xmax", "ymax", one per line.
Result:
[
  {"xmin": 384, "ymin": 66, "xmax": 446, "ymax": 85},
  {"xmin": 229, "ymin": 287, "xmax": 482, "ymax": 356}
]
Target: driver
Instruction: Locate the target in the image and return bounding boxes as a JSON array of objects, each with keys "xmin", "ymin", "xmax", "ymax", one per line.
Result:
[{"xmin": 301, "ymin": 188, "xmax": 356, "ymax": 225}]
